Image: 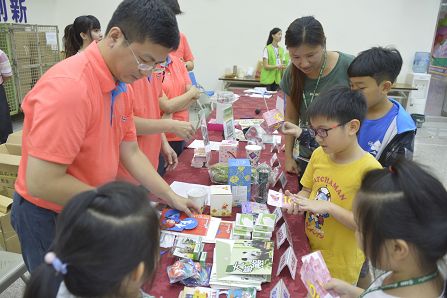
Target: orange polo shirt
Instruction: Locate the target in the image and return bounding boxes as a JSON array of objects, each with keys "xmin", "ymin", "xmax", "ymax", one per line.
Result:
[
  {"xmin": 171, "ymin": 32, "xmax": 194, "ymax": 62},
  {"xmin": 162, "ymin": 55, "xmax": 192, "ymax": 141},
  {"xmin": 15, "ymin": 42, "xmax": 136, "ymax": 213},
  {"xmin": 117, "ymin": 75, "xmax": 163, "ymax": 184}
]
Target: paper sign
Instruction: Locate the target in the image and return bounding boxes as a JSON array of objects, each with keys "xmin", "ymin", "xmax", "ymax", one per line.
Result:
[
  {"xmin": 279, "ymin": 172, "xmax": 288, "ymax": 189},
  {"xmin": 276, "ymin": 246, "xmax": 298, "ymax": 280},
  {"xmin": 216, "ymin": 102, "xmax": 231, "ymax": 124},
  {"xmin": 273, "ymin": 207, "xmax": 283, "ymax": 225},
  {"xmin": 276, "ymin": 94, "xmax": 285, "ymax": 116},
  {"xmin": 276, "ymin": 221, "xmax": 293, "ymax": 249},
  {"xmin": 276, "ymin": 222, "xmax": 288, "ymax": 249},
  {"xmin": 223, "ymin": 105, "xmax": 235, "ymax": 140},
  {"xmin": 270, "ymin": 278, "xmax": 290, "ymax": 298},
  {"xmin": 200, "ymin": 113, "xmax": 212, "ymax": 166}
]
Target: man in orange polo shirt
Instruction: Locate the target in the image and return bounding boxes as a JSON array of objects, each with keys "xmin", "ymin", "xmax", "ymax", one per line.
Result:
[{"xmin": 11, "ymin": 0, "xmax": 198, "ymax": 272}]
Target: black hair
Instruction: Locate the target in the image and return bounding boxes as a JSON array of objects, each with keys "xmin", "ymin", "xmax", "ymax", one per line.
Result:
[
  {"xmin": 63, "ymin": 15, "xmax": 101, "ymax": 58},
  {"xmin": 106, "ymin": 0, "xmax": 179, "ymax": 50},
  {"xmin": 348, "ymin": 47, "xmax": 403, "ymax": 85},
  {"xmin": 307, "ymin": 86, "xmax": 367, "ymax": 126},
  {"xmin": 285, "ymin": 16, "xmax": 326, "ymax": 116},
  {"xmin": 355, "ymin": 160, "xmax": 447, "ymax": 272},
  {"xmin": 266, "ymin": 27, "xmax": 281, "ymax": 46},
  {"xmin": 163, "ymin": 0, "xmax": 183, "ymax": 15},
  {"xmin": 24, "ymin": 181, "xmax": 160, "ymax": 298}
]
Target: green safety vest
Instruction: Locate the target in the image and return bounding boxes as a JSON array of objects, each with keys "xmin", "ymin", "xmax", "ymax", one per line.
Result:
[{"xmin": 260, "ymin": 44, "xmax": 289, "ymax": 84}]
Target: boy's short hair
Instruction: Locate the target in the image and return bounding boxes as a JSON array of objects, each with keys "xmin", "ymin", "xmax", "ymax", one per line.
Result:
[
  {"xmin": 347, "ymin": 47, "xmax": 403, "ymax": 84},
  {"xmin": 106, "ymin": 0, "xmax": 179, "ymax": 50},
  {"xmin": 307, "ymin": 86, "xmax": 367, "ymax": 125}
]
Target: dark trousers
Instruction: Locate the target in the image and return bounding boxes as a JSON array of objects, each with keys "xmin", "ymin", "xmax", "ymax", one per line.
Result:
[
  {"xmin": 0, "ymin": 84, "xmax": 13, "ymax": 144},
  {"xmin": 265, "ymin": 83, "xmax": 279, "ymax": 91},
  {"xmin": 157, "ymin": 140, "xmax": 185, "ymax": 176},
  {"xmin": 11, "ymin": 192, "xmax": 57, "ymax": 272}
]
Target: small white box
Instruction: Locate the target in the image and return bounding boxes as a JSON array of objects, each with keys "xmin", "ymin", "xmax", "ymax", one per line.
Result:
[{"xmin": 210, "ymin": 185, "xmax": 233, "ymax": 217}]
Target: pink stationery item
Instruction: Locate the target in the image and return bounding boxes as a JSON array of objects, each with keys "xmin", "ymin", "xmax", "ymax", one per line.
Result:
[
  {"xmin": 219, "ymin": 140, "xmax": 238, "ymax": 163},
  {"xmin": 300, "ymin": 251, "xmax": 339, "ymax": 298}
]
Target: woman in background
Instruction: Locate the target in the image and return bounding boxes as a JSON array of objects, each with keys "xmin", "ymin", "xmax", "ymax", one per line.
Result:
[
  {"xmin": 163, "ymin": 0, "xmax": 195, "ymax": 71},
  {"xmin": 63, "ymin": 15, "xmax": 102, "ymax": 58},
  {"xmin": 260, "ymin": 27, "xmax": 288, "ymax": 91}
]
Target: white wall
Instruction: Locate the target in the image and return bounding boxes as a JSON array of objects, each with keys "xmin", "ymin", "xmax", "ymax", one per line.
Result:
[{"xmin": 23, "ymin": 0, "xmax": 441, "ymax": 90}]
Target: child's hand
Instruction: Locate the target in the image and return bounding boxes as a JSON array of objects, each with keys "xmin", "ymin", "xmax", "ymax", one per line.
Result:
[
  {"xmin": 295, "ymin": 197, "xmax": 331, "ymax": 214},
  {"xmin": 284, "ymin": 190, "xmax": 307, "ymax": 215},
  {"xmin": 324, "ymin": 278, "xmax": 364, "ymax": 298},
  {"xmin": 281, "ymin": 121, "xmax": 302, "ymax": 138}
]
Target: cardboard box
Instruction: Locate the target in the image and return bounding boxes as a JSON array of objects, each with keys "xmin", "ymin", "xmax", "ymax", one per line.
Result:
[
  {"xmin": 254, "ymin": 213, "xmax": 276, "ymax": 232},
  {"xmin": 235, "ymin": 213, "xmax": 253, "ymax": 232},
  {"xmin": 210, "ymin": 185, "xmax": 233, "ymax": 217},
  {"xmin": 0, "ymin": 144, "xmax": 21, "ymax": 190},
  {"xmin": 262, "ymin": 109, "xmax": 284, "ymax": 133},
  {"xmin": 0, "ymin": 195, "xmax": 21, "ymax": 253},
  {"xmin": 6, "ymin": 130, "xmax": 22, "ymax": 145},
  {"xmin": 218, "ymin": 140, "xmax": 238, "ymax": 163},
  {"xmin": 228, "ymin": 159, "xmax": 251, "ymax": 206}
]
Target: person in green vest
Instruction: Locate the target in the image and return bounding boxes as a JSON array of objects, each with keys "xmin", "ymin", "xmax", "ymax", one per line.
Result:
[{"xmin": 260, "ymin": 28, "xmax": 289, "ymax": 91}]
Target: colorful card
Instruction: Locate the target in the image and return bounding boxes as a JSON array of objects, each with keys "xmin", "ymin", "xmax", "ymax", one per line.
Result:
[
  {"xmin": 160, "ymin": 209, "xmax": 210, "ymax": 237},
  {"xmin": 300, "ymin": 251, "xmax": 338, "ymax": 298},
  {"xmin": 215, "ymin": 221, "xmax": 233, "ymax": 240},
  {"xmin": 267, "ymin": 189, "xmax": 294, "ymax": 208},
  {"xmin": 228, "ymin": 159, "xmax": 251, "ymax": 206}
]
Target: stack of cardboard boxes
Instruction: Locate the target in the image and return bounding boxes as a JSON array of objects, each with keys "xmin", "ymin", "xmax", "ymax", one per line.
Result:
[{"xmin": 0, "ymin": 130, "xmax": 22, "ymax": 253}]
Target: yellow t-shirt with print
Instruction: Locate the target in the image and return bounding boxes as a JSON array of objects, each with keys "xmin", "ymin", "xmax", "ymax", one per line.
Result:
[{"xmin": 300, "ymin": 147, "xmax": 382, "ymax": 284}]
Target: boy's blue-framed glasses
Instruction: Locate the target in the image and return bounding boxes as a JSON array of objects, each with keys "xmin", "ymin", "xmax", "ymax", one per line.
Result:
[{"xmin": 308, "ymin": 120, "xmax": 349, "ymax": 138}]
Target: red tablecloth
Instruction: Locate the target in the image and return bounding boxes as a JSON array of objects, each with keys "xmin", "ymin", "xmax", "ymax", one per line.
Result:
[{"xmin": 143, "ymin": 91, "xmax": 310, "ymax": 297}]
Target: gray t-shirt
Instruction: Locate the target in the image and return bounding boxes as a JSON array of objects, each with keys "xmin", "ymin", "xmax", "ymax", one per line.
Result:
[{"xmin": 280, "ymin": 52, "xmax": 354, "ymax": 125}]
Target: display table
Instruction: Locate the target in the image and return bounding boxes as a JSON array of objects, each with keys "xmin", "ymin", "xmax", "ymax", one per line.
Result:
[
  {"xmin": 142, "ymin": 91, "xmax": 310, "ymax": 297},
  {"xmin": 219, "ymin": 76, "xmax": 262, "ymax": 90}
]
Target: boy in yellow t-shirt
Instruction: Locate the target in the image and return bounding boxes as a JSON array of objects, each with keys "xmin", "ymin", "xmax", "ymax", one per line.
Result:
[{"xmin": 284, "ymin": 86, "xmax": 382, "ymax": 284}]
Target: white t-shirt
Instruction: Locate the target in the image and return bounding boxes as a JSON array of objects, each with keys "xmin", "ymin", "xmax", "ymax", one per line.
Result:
[
  {"xmin": 362, "ymin": 271, "xmax": 446, "ymax": 298},
  {"xmin": 56, "ymin": 281, "xmax": 155, "ymax": 298},
  {"xmin": 262, "ymin": 46, "xmax": 281, "ymax": 66}
]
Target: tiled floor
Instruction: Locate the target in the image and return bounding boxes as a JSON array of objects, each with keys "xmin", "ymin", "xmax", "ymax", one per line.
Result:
[{"xmin": 2, "ymin": 93, "xmax": 447, "ymax": 297}]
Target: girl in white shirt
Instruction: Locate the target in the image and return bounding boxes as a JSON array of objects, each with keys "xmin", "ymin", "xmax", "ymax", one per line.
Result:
[{"xmin": 325, "ymin": 160, "xmax": 447, "ymax": 298}]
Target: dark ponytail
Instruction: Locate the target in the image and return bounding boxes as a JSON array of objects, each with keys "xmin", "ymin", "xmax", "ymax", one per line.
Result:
[
  {"xmin": 266, "ymin": 27, "xmax": 281, "ymax": 46},
  {"xmin": 63, "ymin": 15, "xmax": 101, "ymax": 58},
  {"xmin": 355, "ymin": 159, "xmax": 447, "ymax": 271},
  {"xmin": 24, "ymin": 181, "xmax": 160, "ymax": 298},
  {"xmin": 285, "ymin": 16, "xmax": 326, "ymax": 120}
]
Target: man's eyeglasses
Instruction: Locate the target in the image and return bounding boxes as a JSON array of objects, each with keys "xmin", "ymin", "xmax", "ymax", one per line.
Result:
[
  {"xmin": 308, "ymin": 121, "xmax": 349, "ymax": 138},
  {"xmin": 121, "ymin": 31, "xmax": 154, "ymax": 74}
]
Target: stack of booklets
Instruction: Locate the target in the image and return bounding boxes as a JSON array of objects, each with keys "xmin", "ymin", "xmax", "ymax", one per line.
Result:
[{"xmin": 209, "ymin": 239, "xmax": 274, "ymax": 291}]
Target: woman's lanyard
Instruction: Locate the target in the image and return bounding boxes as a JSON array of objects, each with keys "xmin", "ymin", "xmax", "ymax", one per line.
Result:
[
  {"xmin": 359, "ymin": 271, "xmax": 439, "ymax": 297},
  {"xmin": 302, "ymin": 51, "xmax": 327, "ymax": 125}
]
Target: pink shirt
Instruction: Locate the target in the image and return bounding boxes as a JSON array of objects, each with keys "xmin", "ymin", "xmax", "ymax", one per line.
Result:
[
  {"xmin": 117, "ymin": 75, "xmax": 163, "ymax": 184},
  {"xmin": 15, "ymin": 42, "xmax": 136, "ymax": 213},
  {"xmin": 171, "ymin": 32, "xmax": 194, "ymax": 62},
  {"xmin": 162, "ymin": 55, "xmax": 192, "ymax": 142},
  {"xmin": 0, "ymin": 50, "xmax": 12, "ymax": 85}
]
